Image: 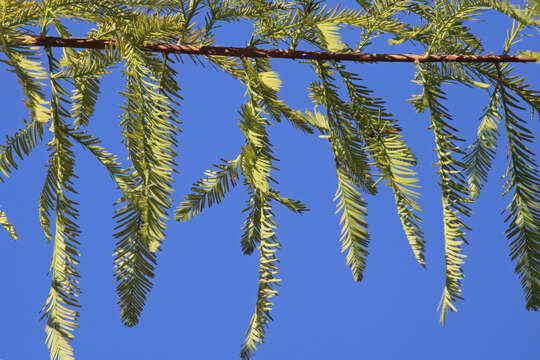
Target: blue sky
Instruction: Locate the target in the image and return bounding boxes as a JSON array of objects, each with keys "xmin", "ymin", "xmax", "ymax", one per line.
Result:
[{"xmin": 1, "ymin": 3, "xmax": 540, "ymax": 360}]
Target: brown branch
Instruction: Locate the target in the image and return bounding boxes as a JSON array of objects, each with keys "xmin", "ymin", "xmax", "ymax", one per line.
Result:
[{"xmin": 10, "ymin": 35, "xmax": 538, "ymax": 63}]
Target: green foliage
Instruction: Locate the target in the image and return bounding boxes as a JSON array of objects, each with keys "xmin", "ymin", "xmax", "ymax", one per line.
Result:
[
  {"xmin": 0, "ymin": 1, "xmax": 49, "ymax": 124},
  {"xmin": 175, "ymin": 155, "xmax": 241, "ymax": 222},
  {"xmin": 61, "ymin": 48, "xmax": 121, "ymax": 128},
  {"xmin": 478, "ymin": 0, "xmax": 540, "ymax": 26},
  {"xmin": 496, "ymin": 64, "xmax": 540, "ymax": 310},
  {"xmin": 463, "ymin": 88, "xmax": 502, "ymax": 199},
  {"xmin": 39, "ymin": 47, "xmax": 81, "ymax": 360},
  {"xmin": 311, "ymin": 60, "xmax": 373, "ymax": 281},
  {"xmin": 240, "ymin": 192, "xmax": 280, "ymax": 360},
  {"xmin": 114, "ymin": 47, "xmax": 180, "ymax": 325},
  {"xmin": 333, "ymin": 167, "xmax": 370, "ymax": 282},
  {"xmin": 520, "ymin": 49, "xmax": 540, "ymax": 62},
  {"xmin": 336, "ymin": 64, "xmax": 425, "ymax": 267},
  {"xmin": 0, "ymin": 0, "xmax": 539, "ymax": 359},
  {"xmin": 237, "ymin": 62, "xmax": 282, "ymax": 356},
  {"xmin": 0, "ymin": 120, "xmax": 44, "ymax": 182},
  {"xmin": 411, "ymin": 63, "xmax": 473, "ymax": 325},
  {"xmin": 0, "ymin": 208, "xmax": 18, "ymax": 240}
]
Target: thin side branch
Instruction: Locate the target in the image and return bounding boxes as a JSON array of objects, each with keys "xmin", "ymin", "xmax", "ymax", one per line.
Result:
[{"xmin": 12, "ymin": 35, "xmax": 538, "ymax": 63}]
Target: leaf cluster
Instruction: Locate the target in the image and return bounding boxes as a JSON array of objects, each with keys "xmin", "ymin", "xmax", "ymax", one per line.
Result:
[{"xmin": 0, "ymin": 0, "xmax": 539, "ymax": 359}]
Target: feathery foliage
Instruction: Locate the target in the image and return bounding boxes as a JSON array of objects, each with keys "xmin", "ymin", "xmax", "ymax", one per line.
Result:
[
  {"xmin": 0, "ymin": 120, "xmax": 44, "ymax": 182},
  {"xmin": 497, "ymin": 64, "xmax": 540, "ymax": 310},
  {"xmin": 336, "ymin": 64, "xmax": 425, "ymax": 267},
  {"xmin": 0, "ymin": 0, "xmax": 539, "ymax": 359},
  {"xmin": 114, "ymin": 51, "xmax": 180, "ymax": 326},
  {"xmin": 310, "ymin": 60, "xmax": 373, "ymax": 281},
  {"xmin": 238, "ymin": 60, "xmax": 282, "ymax": 357},
  {"xmin": 463, "ymin": 87, "xmax": 502, "ymax": 199},
  {"xmin": 0, "ymin": 36, "xmax": 50, "ymax": 123},
  {"xmin": 39, "ymin": 48, "xmax": 81, "ymax": 360},
  {"xmin": 240, "ymin": 191, "xmax": 280, "ymax": 360},
  {"xmin": 175, "ymin": 155, "xmax": 241, "ymax": 222},
  {"xmin": 0, "ymin": 208, "xmax": 18, "ymax": 240},
  {"xmin": 411, "ymin": 63, "xmax": 472, "ymax": 325},
  {"xmin": 333, "ymin": 166, "xmax": 370, "ymax": 282}
]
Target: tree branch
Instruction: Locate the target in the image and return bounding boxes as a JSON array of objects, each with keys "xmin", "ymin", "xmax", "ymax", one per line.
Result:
[{"xmin": 10, "ymin": 35, "xmax": 538, "ymax": 63}]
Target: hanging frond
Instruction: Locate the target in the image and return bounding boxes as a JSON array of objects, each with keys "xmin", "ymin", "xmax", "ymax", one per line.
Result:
[
  {"xmin": 40, "ymin": 131, "xmax": 81, "ymax": 360},
  {"xmin": 175, "ymin": 155, "xmax": 241, "ymax": 222},
  {"xmin": 38, "ymin": 52, "xmax": 72, "ymax": 245},
  {"xmin": 497, "ymin": 65, "xmax": 540, "ymax": 310},
  {"xmin": 336, "ymin": 63, "xmax": 425, "ymax": 267},
  {"xmin": 0, "ymin": 208, "xmax": 18, "ymax": 240},
  {"xmin": 463, "ymin": 87, "xmax": 502, "ymax": 199},
  {"xmin": 236, "ymin": 62, "xmax": 285, "ymax": 358},
  {"xmin": 237, "ymin": 65, "xmax": 278, "ymax": 255},
  {"xmin": 240, "ymin": 194, "xmax": 280, "ymax": 360},
  {"xmin": 309, "ymin": 61, "xmax": 374, "ymax": 281},
  {"xmin": 467, "ymin": 16, "xmax": 540, "ymax": 309},
  {"xmin": 412, "ymin": 64, "xmax": 472, "ymax": 325},
  {"xmin": 39, "ymin": 48, "xmax": 81, "ymax": 360},
  {"xmin": 114, "ymin": 39, "xmax": 180, "ymax": 326}
]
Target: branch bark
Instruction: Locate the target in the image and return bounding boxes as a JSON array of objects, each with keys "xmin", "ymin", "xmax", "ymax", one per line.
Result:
[{"xmin": 9, "ymin": 35, "xmax": 538, "ymax": 63}]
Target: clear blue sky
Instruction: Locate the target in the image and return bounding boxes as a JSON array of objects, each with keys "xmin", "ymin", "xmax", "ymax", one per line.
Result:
[{"xmin": 1, "ymin": 3, "xmax": 539, "ymax": 360}]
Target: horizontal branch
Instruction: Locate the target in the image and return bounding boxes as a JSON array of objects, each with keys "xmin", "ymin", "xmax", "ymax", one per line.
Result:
[{"xmin": 10, "ymin": 35, "xmax": 538, "ymax": 63}]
